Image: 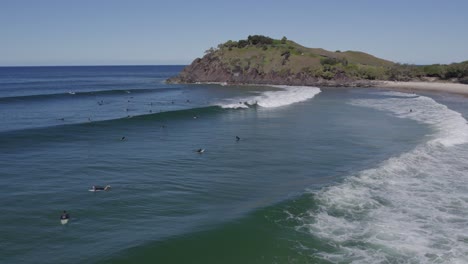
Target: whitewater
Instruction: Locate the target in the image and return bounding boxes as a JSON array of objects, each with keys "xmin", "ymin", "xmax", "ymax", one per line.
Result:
[
  {"xmin": 301, "ymin": 91, "xmax": 468, "ymax": 263},
  {"xmin": 218, "ymin": 85, "xmax": 321, "ymax": 109}
]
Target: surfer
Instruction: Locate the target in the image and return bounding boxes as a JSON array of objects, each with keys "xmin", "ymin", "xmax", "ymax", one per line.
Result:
[
  {"xmin": 121, "ymin": 136, "xmax": 126, "ymax": 141},
  {"xmin": 92, "ymin": 185, "xmax": 111, "ymax": 191},
  {"xmin": 196, "ymin": 148, "xmax": 205, "ymax": 153},
  {"xmin": 236, "ymin": 136, "xmax": 240, "ymax": 141},
  {"xmin": 60, "ymin": 210, "xmax": 69, "ymax": 220}
]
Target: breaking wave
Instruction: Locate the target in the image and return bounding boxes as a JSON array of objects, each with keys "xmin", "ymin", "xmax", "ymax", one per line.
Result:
[
  {"xmin": 299, "ymin": 91, "xmax": 468, "ymax": 263},
  {"xmin": 218, "ymin": 85, "xmax": 321, "ymax": 109}
]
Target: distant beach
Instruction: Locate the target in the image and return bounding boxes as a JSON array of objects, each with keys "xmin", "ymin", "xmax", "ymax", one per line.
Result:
[
  {"xmin": 194, "ymin": 80, "xmax": 468, "ymax": 98},
  {"xmin": 374, "ymin": 81, "xmax": 468, "ymax": 96}
]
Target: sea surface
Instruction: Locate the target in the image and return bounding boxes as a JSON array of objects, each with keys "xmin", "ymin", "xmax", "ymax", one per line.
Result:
[{"xmin": 1, "ymin": 66, "xmax": 467, "ymax": 264}]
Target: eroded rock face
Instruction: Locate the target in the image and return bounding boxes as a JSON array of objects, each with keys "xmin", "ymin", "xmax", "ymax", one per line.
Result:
[
  {"xmin": 169, "ymin": 55, "xmax": 231, "ymax": 83},
  {"xmin": 167, "ymin": 54, "xmax": 373, "ymax": 87}
]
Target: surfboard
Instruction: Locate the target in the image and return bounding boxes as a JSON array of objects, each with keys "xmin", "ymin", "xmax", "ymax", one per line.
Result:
[{"xmin": 61, "ymin": 219, "xmax": 69, "ymax": 225}]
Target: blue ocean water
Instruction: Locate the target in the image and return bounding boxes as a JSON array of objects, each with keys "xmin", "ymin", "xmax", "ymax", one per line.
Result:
[{"xmin": 1, "ymin": 66, "xmax": 467, "ymax": 263}]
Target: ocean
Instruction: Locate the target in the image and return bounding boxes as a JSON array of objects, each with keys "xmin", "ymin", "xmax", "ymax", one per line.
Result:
[{"xmin": 1, "ymin": 66, "xmax": 467, "ymax": 264}]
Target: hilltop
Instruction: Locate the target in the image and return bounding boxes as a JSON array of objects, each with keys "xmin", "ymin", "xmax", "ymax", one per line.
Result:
[{"xmin": 168, "ymin": 35, "xmax": 468, "ymax": 86}]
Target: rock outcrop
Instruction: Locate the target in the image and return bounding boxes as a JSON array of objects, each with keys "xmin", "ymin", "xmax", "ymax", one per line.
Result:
[{"xmin": 167, "ymin": 53, "xmax": 374, "ymax": 87}]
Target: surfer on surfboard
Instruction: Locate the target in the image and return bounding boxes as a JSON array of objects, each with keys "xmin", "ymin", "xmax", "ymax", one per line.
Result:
[
  {"xmin": 60, "ymin": 210, "xmax": 70, "ymax": 224},
  {"xmin": 91, "ymin": 185, "xmax": 111, "ymax": 191}
]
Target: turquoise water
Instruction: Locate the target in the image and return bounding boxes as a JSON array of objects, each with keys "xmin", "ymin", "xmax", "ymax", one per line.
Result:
[{"xmin": 1, "ymin": 66, "xmax": 468, "ymax": 263}]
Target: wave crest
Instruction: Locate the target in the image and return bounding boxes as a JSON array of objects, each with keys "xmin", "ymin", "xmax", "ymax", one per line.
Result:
[{"xmin": 218, "ymin": 85, "xmax": 321, "ymax": 109}]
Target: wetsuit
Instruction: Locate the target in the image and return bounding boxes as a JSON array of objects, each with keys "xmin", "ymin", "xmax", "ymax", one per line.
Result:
[{"xmin": 61, "ymin": 213, "xmax": 69, "ymax": 220}]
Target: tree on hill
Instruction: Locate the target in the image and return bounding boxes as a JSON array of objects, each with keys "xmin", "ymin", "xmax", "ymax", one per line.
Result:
[
  {"xmin": 238, "ymin": 40, "xmax": 248, "ymax": 48},
  {"xmin": 281, "ymin": 36, "xmax": 287, "ymax": 44},
  {"xmin": 247, "ymin": 35, "xmax": 273, "ymax": 46}
]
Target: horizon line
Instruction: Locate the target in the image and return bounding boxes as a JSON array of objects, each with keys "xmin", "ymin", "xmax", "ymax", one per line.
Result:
[{"xmin": 0, "ymin": 64, "xmax": 189, "ymax": 68}]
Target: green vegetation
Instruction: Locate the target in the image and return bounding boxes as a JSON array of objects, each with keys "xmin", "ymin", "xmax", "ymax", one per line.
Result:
[{"xmin": 206, "ymin": 35, "xmax": 468, "ymax": 83}]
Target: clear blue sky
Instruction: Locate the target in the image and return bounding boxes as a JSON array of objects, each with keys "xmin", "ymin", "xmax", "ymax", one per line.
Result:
[{"xmin": 1, "ymin": 0, "xmax": 467, "ymax": 66}]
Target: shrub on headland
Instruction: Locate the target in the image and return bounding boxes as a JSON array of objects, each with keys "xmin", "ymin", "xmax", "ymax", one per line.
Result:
[
  {"xmin": 222, "ymin": 35, "xmax": 275, "ymax": 49},
  {"xmin": 419, "ymin": 61, "xmax": 468, "ymax": 81}
]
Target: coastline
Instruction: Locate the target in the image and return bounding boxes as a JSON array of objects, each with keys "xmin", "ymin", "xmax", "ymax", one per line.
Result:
[
  {"xmin": 370, "ymin": 81, "xmax": 468, "ymax": 96},
  {"xmin": 185, "ymin": 80, "xmax": 468, "ymax": 97}
]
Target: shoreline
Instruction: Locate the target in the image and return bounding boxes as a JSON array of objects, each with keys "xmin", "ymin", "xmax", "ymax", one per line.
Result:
[
  {"xmin": 370, "ymin": 81, "xmax": 468, "ymax": 97},
  {"xmin": 187, "ymin": 80, "xmax": 468, "ymax": 97}
]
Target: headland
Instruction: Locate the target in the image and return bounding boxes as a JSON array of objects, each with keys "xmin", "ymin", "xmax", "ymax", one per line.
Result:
[{"xmin": 167, "ymin": 35, "xmax": 468, "ymax": 95}]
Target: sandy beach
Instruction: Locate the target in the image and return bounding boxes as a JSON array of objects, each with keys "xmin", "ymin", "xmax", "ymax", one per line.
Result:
[{"xmin": 373, "ymin": 81, "xmax": 468, "ymax": 96}]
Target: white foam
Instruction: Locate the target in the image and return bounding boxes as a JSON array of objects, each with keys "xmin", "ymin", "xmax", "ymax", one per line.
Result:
[
  {"xmin": 218, "ymin": 85, "xmax": 321, "ymax": 109},
  {"xmin": 350, "ymin": 91, "xmax": 468, "ymax": 147},
  {"xmin": 301, "ymin": 91, "xmax": 468, "ymax": 263}
]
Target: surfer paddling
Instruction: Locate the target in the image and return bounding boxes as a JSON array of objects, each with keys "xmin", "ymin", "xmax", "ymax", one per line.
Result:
[
  {"xmin": 196, "ymin": 148, "xmax": 205, "ymax": 153},
  {"xmin": 60, "ymin": 210, "xmax": 70, "ymax": 224},
  {"xmin": 91, "ymin": 185, "xmax": 111, "ymax": 191},
  {"xmin": 60, "ymin": 210, "xmax": 70, "ymax": 220}
]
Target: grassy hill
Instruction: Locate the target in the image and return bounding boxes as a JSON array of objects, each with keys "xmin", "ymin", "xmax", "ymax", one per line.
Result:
[{"xmin": 169, "ymin": 35, "xmax": 468, "ymax": 85}]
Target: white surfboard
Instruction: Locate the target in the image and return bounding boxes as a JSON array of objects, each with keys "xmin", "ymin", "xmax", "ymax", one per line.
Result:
[{"xmin": 61, "ymin": 219, "xmax": 69, "ymax": 225}]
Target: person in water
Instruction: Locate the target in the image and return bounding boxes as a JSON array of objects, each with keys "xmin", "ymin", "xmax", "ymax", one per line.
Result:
[
  {"xmin": 196, "ymin": 148, "xmax": 204, "ymax": 153},
  {"xmin": 92, "ymin": 185, "xmax": 111, "ymax": 191},
  {"xmin": 60, "ymin": 210, "xmax": 69, "ymax": 220},
  {"xmin": 236, "ymin": 136, "xmax": 240, "ymax": 141}
]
